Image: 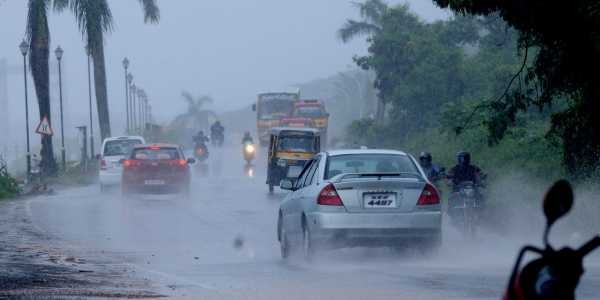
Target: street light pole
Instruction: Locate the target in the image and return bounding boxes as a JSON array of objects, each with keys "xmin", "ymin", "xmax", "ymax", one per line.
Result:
[
  {"xmin": 55, "ymin": 46, "xmax": 66, "ymax": 171},
  {"xmin": 122, "ymin": 57, "xmax": 129, "ymax": 134},
  {"xmin": 86, "ymin": 46, "xmax": 94, "ymax": 158},
  {"xmin": 131, "ymin": 84, "xmax": 137, "ymax": 134},
  {"xmin": 127, "ymin": 73, "xmax": 133, "ymax": 133},
  {"xmin": 137, "ymin": 89, "xmax": 144, "ymax": 133},
  {"xmin": 19, "ymin": 40, "xmax": 31, "ymax": 180}
]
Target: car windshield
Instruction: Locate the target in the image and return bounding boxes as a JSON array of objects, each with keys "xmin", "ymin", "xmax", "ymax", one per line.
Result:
[
  {"xmin": 325, "ymin": 154, "xmax": 419, "ymax": 179},
  {"xmin": 293, "ymin": 106, "xmax": 326, "ymax": 117},
  {"xmin": 277, "ymin": 136, "xmax": 317, "ymax": 153},
  {"xmin": 131, "ymin": 148, "xmax": 180, "ymax": 160},
  {"xmin": 103, "ymin": 139, "xmax": 142, "ymax": 156}
]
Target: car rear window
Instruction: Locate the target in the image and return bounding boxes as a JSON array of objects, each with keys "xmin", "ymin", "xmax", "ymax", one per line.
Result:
[
  {"xmin": 325, "ymin": 154, "xmax": 418, "ymax": 179},
  {"xmin": 131, "ymin": 147, "xmax": 180, "ymax": 160},
  {"xmin": 103, "ymin": 139, "xmax": 143, "ymax": 156}
]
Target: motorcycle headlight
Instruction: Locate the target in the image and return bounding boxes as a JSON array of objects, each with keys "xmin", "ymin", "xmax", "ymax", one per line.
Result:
[
  {"xmin": 245, "ymin": 144, "xmax": 255, "ymax": 153},
  {"xmin": 277, "ymin": 159, "xmax": 287, "ymax": 167}
]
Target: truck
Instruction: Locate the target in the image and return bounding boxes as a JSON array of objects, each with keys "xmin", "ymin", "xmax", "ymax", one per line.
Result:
[
  {"xmin": 252, "ymin": 91, "xmax": 300, "ymax": 146},
  {"xmin": 290, "ymin": 99, "xmax": 329, "ymax": 145}
]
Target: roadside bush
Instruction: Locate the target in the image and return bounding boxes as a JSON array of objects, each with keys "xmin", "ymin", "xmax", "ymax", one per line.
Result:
[{"xmin": 0, "ymin": 162, "xmax": 19, "ymax": 199}]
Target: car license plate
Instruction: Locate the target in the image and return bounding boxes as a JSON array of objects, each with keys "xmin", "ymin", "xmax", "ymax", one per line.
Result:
[
  {"xmin": 144, "ymin": 179, "xmax": 165, "ymax": 185},
  {"xmin": 364, "ymin": 193, "xmax": 397, "ymax": 208},
  {"xmin": 287, "ymin": 166, "xmax": 303, "ymax": 178}
]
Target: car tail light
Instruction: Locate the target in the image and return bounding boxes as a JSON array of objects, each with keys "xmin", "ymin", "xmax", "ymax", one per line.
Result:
[
  {"xmin": 417, "ymin": 183, "xmax": 440, "ymax": 205},
  {"xmin": 177, "ymin": 159, "xmax": 187, "ymax": 167},
  {"xmin": 123, "ymin": 159, "xmax": 138, "ymax": 168},
  {"xmin": 100, "ymin": 158, "xmax": 107, "ymax": 170},
  {"xmin": 149, "ymin": 146, "xmax": 161, "ymax": 150},
  {"xmin": 317, "ymin": 184, "xmax": 344, "ymax": 206}
]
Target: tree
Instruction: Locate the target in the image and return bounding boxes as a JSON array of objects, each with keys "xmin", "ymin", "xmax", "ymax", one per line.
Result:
[
  {"xmin": 181, "ymin": 91, "xmax": 216, "ymax": 131},
  {"xmin": 26, "ymin": 0, "xmax": 57, "ymax": 174},
  {"xmin": 54, "ymin": 0, "xmax": 159, "ymax": 140},
  {"xmin": 432, "ymin": 0, "xmax": 600, "ymax": 176},
  {"xmin": 338, "ymin": 0, "xmax": 388, "ymax": 122}
]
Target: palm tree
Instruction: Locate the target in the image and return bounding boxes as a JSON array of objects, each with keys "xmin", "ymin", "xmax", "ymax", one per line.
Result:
[
  {"xmin": 337, "ymin": 0, "xmax": 387, "ymax": 42},
  {"xmin": 54, "ymin": 0, "xmax": 159, "ymax": 140},
  {"xmin": 26, "ymin": 0, "xmax": 57, "ymax": 174},
  {"xmin": 181, "ymin": 91, "xmax": 216, "ymax": 130},
  {"xmin": 338, "ymin": 0, "xmax": 388, "ymax": 123}
]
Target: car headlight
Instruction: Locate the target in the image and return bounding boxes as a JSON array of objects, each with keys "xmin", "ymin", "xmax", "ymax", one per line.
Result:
[
  {"xmin": 245, "ymin": 144, "xmax": 255, "ymax": 153},
  {"xmin": 277, "ymin": 159, "xmax": 287, "ymax": 167}
]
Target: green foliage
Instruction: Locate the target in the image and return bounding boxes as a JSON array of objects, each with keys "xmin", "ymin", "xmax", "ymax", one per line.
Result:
[
  {"xmin": 0, "ymin": 162, "xmax": 19, "ymax": 199},
  {"xmin": 343, "ymin": 2, "xmax": 569, "ymax": 180},
  {"xmin": 433, "ymin": 0, "xmax": 600, "ymax": 175}
]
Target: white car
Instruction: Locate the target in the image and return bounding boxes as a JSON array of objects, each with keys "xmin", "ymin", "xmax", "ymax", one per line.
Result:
[
  {"xmin": 277, "ymin": 149, "xmax": 442, "ymax": 259},
  {"xmin": 99, "ymin": 136, "xmax": 145, "ymax": 191}
]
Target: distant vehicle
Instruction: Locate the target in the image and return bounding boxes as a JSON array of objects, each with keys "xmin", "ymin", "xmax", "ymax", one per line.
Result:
[
  {"xmin": 292, "ymin": 99, "xmax": 329, "ymax": 144},
  {"xmin": 243, "ymin": 141, "xmax": 256, "ymax": 164},
  {"xmin": 277, "ymin": 149, "xmax": 442, "ymax": 259},
  {"xmin": 99, "ymin": 136, "xmax": 145, "ymax": 191},
  {"xmin": 121, "ymin": 144, "xmax": 194, "ymax": 197},
  {"xmin": 252, "ymin": 91, "xmax": 300, "ymax": 146},
  {"xmin": 266, "ymin": 127, "xmax": 321, "ymax": 193}
]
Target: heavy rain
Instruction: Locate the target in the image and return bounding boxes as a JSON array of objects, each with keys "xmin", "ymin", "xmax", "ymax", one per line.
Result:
[{"xmin": 0, "ymin": 0, "xmax": 598, "ymax": 299}]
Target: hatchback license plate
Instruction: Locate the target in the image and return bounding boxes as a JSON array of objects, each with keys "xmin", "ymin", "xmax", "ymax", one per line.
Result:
[
  {"xmin": 364, "ymin": 193, "xmax": 396, "ymax": 208},
  {"xmin": 144, "ymin": 179, "xmax": 165, "ymax": 185}
]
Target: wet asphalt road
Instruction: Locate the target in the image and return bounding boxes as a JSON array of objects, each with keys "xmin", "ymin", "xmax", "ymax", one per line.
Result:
[{"xmin": 13, "ymin": 146, "xmax": 600, "ymax": 299}]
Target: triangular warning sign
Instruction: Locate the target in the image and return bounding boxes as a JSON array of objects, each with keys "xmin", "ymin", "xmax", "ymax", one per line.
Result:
[{"xmin": 36, "ymin": 116, "xmax": 54, "ymax": 136}]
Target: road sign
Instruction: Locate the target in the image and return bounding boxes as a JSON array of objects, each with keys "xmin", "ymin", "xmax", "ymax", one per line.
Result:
[{"xmin": 35, "ymin": 116, "xmax": 54, "ymax": 136}]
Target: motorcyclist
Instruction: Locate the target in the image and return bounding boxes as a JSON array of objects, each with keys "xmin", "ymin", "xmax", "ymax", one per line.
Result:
[
  {"xmin": 210, "ymin": 121, "xmax": 225, "ymax": 145},
  {"xmin": 419, "ymin": 152, "xmax": 444, "ymax": 184},
  {"xmin": 446, "ymin": 151, "xmax": 483, "ymax": 189},
  {"xmin": 193, "ymin": 130, "xmax": 209, "ymax": 146},
  {"xmin": 241, "ymin": 131, "xmax": 254, "ymax": 144}
]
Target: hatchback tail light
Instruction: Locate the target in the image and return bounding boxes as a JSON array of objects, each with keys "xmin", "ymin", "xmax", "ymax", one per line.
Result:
[
  {"xmin": 177, "ymin": 159, "xmax": 187, "ymax": 167},
  {"xmin": 317, "ymin": 184, "xmax": 344, "ymax": 206},
  {"xmin": 417, "ymin": 183, "xmax": 440, "ymax": 205},
  {"xmin": 100, "ymin": 158, "xmax": 107, "ymax": 170}
]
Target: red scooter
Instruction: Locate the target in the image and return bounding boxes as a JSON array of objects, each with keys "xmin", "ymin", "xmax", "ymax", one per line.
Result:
[{"xmin": 504, "ymin": 180, "xmax": 599, "ymax": 300}]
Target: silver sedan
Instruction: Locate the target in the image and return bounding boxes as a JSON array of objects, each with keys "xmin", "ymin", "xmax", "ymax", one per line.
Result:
[{"xmin": 277, "ymin": 149, "xmax": 442, "ymax": 259}]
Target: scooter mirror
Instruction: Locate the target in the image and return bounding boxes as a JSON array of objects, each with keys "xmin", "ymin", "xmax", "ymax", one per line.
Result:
[{"xmin": 543, "ymin": 179, "xmax": 573, "ymax": 228}]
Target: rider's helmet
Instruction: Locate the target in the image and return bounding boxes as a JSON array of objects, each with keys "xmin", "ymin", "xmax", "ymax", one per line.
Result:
[
  {"xmin": 457, "ymin": 151, "xmax": 471, "ymax": 167},
  {"xmin": 419, "ymin": 152, "xmax": 432, "ymax": 168},
  {"xmin": 197, "ymin": 130, "xmax": 205, "ymax": 137},
  {"xmin": 244, "ymin": 131, "xmax": 251, "ymax": 137}
]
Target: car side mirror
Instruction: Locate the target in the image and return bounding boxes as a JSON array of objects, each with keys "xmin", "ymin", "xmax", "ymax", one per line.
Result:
[
  {"xmin": 280, "ymin": 179, "xmax": 296, "ymax": 191},
  {"xmin": 187, "ymin": 158, "xmax": 196, "ymax": 164},
  {"xmin": 252, "ymin": 104, "xmax": 257, "ymax": 112}
]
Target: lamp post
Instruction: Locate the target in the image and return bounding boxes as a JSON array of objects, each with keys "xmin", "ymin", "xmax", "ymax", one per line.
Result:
[
  {"xmin": 131, "ymin": 84, "xmax": 137, "ymax": 134},
  {"xmin": 126, "ymin": 73, "xmax": 133, "ymax": 133},
  {"xmin": 137, "ymin": 89, "xmax": 144, "ymax": 133},
  {"xmin": 122, "ymin": 57, "xmax": 129, "ymax": 134},
  {"xmin": 19, "ymin": 40, "xmax": 31, "ymax": 179},
  {"xmin": 85, "ymin": 45, "xmax": 94, "ymax": 158},
  {"xmin": 55, "ymin": 46, "xmax": 66, "ymax": 171}
]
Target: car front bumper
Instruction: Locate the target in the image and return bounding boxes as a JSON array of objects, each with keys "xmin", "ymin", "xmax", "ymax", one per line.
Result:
[{"xmin": 305, "ymin": 211, "xmax": 442, "ymax": 247}]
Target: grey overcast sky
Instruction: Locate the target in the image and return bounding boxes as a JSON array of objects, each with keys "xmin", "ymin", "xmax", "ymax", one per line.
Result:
[{"xmin": 0, "ymin": 0, "xmax": 446, "ymax": 132}]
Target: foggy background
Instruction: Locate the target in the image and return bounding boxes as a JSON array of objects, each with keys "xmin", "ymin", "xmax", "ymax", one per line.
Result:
[{"xmin": 0, "ymin": 0, "xmax": 446, "ymax": 165}]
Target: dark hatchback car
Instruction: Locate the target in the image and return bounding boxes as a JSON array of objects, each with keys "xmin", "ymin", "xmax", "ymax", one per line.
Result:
[{"xmin": 121, "ymin": 144, "xmax": 194, "ymax": 196}]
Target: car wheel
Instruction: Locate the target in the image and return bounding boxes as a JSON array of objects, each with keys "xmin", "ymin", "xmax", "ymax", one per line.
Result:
[{"xmin": 302, "ymin": 223, "xmax": 315, "ymax": 261}]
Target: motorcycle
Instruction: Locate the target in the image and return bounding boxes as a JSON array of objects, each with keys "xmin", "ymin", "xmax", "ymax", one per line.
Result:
[
  {"xmin": 243, "ymin": 141, "xmax": 256, "ymax": 164},
  {"xmin": 448, "ymin": 181, "xmax": 483, "ymax": 237},
  {"xmin": 504, "ymin": 180, "xmax": 599, "ymax": 300},
  {"xmin": 211, "ymin": 131, "xmax": 224, "ymax": 147},
  {"xmin": 194, "ymin": 142, "xmax": 209, "ymax": 162}
]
